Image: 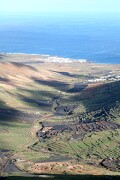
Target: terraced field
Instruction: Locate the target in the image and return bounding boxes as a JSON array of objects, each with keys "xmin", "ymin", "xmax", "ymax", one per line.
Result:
[
  {"xmin": 32, "ymin": 129, "xmax": 120, "ymax": 161},
  {"xmin": 36, "ymin": 120, "xmax": 120, "ymax": 140}
]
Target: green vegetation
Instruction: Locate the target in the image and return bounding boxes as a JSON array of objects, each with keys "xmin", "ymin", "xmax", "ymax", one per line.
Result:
[
  {"xmin": 0, "ymin": 121, "xmax": 35, "ymax": 151},
  {"xmin": 32, "ymin": 129, "xmax": 120, "ymax": 160},
  {"xmin": 108, "ymin": 103, "xmax": 120, "ymax": 123},
  {"xmin": 75, "ymin": 81, "xmax": 120, "ymax": 112},
  {"xmin": 0, "ymin": 121, "xmax": 50, "ymax": 163}
]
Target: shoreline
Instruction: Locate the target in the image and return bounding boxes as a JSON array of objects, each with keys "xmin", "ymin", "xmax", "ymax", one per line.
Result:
[
  {"xmin": 1, "ymin": 52, "xmax": 89, "ymax": 64},
  {"xmin": 0, "ymin": 52, "xmax": 120, "ymax": 65}
]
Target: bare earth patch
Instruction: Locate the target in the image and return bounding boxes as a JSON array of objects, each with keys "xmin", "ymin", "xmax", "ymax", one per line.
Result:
[{"xmin": 30, "ymin": 161, "xmax": 102, "ymax": 175}]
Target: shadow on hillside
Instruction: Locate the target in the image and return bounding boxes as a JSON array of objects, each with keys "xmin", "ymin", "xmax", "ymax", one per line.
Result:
[
  {"xmin": 67, "ymin": 83, "xmax": 87, "ymax": 93},
  {"xmin": 50, "ymin": 70, "xmax": 77, "ymax": 78},
  {"xmin": 18, "ymin": 89, "xmax": 57, "ymax": 100},
  {"xmin": 0, "ymin": 54, "xmax": 5, "ymax": 60},
  {"xmin": 0, "ymin": 101, "xmax": 23, "ymax": 127},
  {"xmin": 72, "ymin": 80, "xmax": 120, "ymax": 112},
  {"xmin": 10, "ymin": 62, "xmax": 37, "ymax": 71},
  {"xmin": 0, "ymin": 77, "xmax": 10, "ymax": 83},
  {"xmin": 22, "ymin": 97, "xmax": 52, "ymax": 111},
  {"xmin": 32, "ymin": 78, "xmax": 69, "ymax": 91},
  {"xmin": 21, "ymin": 61, "xmax": 45, "ymax": 64},
  {"xmin": 17, "ymin": 89, "xmax": 57, "ymax": 112},
  {"xmin": 1, "ymin": 174, "xmax": 120, "ymax": 180},
  {"xmin": 0, "ymin": 100, "xmax": 20, "ymax": 121},
  {"xmin": 51, "ymin": 70, "xmax": 96, "ymax": 79},
  {"xmin": 32, "ymin": 78, "xmax": 88, "ymax": 93},
  {"xmin": 0, "ymin": 100, "xmax": 35, "ymax": 123}
]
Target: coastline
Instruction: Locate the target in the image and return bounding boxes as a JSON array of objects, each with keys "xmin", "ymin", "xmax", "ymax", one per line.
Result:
[
  {"xmin": 0, "ymin": 52, "xmax": 89, "ymax": 64},
  {"xmin": 0, "ymin": 52, "xmax": 120, "ymax": 65}
]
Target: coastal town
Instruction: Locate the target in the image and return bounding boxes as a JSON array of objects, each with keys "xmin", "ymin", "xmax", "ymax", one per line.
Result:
[{"xmin": 87, "ymin": 74, "xmax": 120, "ymax": 83}]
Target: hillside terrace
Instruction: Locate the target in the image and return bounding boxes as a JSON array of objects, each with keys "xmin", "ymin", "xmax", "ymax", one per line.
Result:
[{"xmin": 37, "ymin": 120, "xmax": 120, "ymax": 140}]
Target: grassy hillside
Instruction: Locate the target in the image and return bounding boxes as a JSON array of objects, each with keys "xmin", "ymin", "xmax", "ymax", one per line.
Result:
[
  {"xmin": 31, "ymin": 128, "xmax": 120, "ymax": 160},
  {"xmin": 72, "ymin": 80, "xmax": 120, "ymax": 112}
]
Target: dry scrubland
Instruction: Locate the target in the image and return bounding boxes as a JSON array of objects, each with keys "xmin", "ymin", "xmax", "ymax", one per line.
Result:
[{"xmin": 0, "ymin": 53, "xmax": 120, "ymax": 177}]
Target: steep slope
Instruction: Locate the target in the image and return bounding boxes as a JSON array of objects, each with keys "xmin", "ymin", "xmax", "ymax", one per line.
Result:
[{"xmin": 74, "ymin": 80, "xmax": 120, "ymax": 112}]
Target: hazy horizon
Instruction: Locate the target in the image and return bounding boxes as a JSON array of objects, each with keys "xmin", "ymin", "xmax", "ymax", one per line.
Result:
[{"xmin": 0, "ymin": 0, "xmax": 120, "ymax": 15}]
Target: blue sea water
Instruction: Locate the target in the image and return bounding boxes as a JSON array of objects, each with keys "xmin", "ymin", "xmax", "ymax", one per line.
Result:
[{"xmin": 0, "ymin": 12, "xmax": 120, "ymax": 64}]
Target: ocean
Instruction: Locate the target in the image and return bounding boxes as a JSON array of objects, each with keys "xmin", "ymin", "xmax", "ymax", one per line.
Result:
[{"xmin": 0, "ymin": 12, "xmax": 120, "ymax": 64}]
